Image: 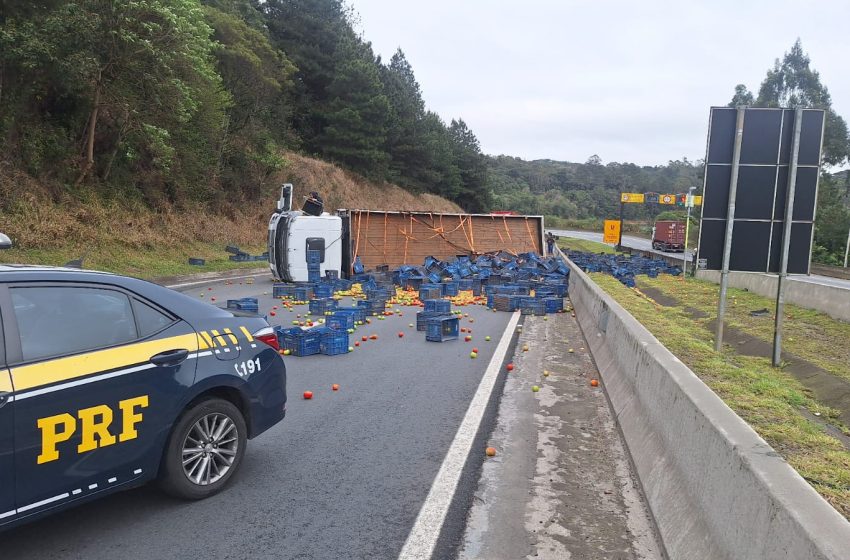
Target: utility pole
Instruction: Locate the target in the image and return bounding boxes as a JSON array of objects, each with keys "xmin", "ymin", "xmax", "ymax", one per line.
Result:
[{"xmin": 616, "ymin": 200, "xmax": 625, "ymax": 251}]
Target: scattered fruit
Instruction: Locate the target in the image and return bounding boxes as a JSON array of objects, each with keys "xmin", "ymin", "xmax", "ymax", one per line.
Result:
[
  {"xmin": 398, "ymin": 332, "xmax": 404, "ymax": 338},
  {"xmin": 543, "ymin": 370, "xmax": 550, "ymax": 377},
  {"xmin": 485, "ymin": 447, "xmax": 497, "ymax": 457},
  {"xmin": 590, "ymin": 379, "xmax": 599, "ymax": 387},
  {"xmin": 506, "ymin": 363, "xmax": 514, "ymax": 372},
  {"xmin": 332, "ymin": 384, "xmax": 340, "ymax": 391},
  {"xmin": 522, "ymin": 345, "xmax": 529, "ymax": 352},
  {"xmin": 362, "ymin": 336, "xmax": 368, "ymax": 342},
  {"xmin": 303, "ymin": 391, "xmax": 313, "ymax": 400},
  {"xmin": 470, "ymin": 352, "xmax": 478, "ymax": 359},
  {"xmin": 569, "ymin": 348, "xmax": 575, "ymax": 353},
  {"xmin": 485, "ymin": 336, "xmax": 491, "ymax": 342},
  {"xmin": 531, "ymin": 385, "xmax": 540, "ymax": 392},
  {"xmin": 472, "ymin": 348, "xmax": 478, "ymax": 353},
  {"xmin": 283, "ymin": 349, "xmax": 291, "ymax": 356}
]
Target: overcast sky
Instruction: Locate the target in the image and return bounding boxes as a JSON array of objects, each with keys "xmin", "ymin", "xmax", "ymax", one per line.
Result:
[{"xmin": 351, "ymin": 0, "xmax": 850, "ymax": 167}]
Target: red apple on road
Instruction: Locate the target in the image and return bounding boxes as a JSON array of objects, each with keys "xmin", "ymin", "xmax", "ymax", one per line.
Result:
[{"xmin": 303, "ymin": 391, "xmax": 313, "ymax": 400}]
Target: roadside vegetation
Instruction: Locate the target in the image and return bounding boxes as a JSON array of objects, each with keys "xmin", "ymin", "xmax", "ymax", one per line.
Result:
[
  {"xmin": 557, "ymin": 237, "xmax": 625, "ymax": 255},
  {"xmin": 590, "ymin": 272, "xmax": 850, "ymax": 519}
]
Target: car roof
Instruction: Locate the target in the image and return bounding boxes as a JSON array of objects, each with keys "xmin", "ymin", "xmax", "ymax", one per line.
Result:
[{"xmin": 0, "ymin": 265, "xmax": 233, "ymax": 319}]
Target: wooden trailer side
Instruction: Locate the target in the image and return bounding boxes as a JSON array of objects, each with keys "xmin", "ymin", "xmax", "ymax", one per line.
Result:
[{"xmin": 347, "ymin": 210, "xmax": 544, "ymax": 271}]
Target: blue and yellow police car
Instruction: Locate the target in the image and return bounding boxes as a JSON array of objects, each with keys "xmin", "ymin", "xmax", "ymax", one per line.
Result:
[{"xmin": 0, "ymin": 265, "xmax": 287, "ymax": 529}]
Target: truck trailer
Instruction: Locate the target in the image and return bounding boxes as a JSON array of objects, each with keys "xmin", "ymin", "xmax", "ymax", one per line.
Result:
[
  {"xmin": 268, "ymin": 185, "xmax": 545, "ymax": 282},
  {"xmin": 652, "ymin": 220, "xmax": 686, "ymax": 252}
]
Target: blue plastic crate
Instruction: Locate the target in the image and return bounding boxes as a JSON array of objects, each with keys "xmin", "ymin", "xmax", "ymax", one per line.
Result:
[
  {"xmin": 544, "ymin": 297, "xmax": 564, "ymax": 313},
  {"xmin": 327, "ymin": 312, "xmax": 356, "ymax": 331},
  {"xmin": 427, "ymin": 271, "xmax": 442, "ymax": 284},
  {"xmin": 313, "ymin": 283, "xmax": 335, "ymax": 298},
  {"xmin": 520, "ymin": 298, "xmax": 546, "ymax": 316},
  {"xmin": 419, "ymin": 284, "xmax": 442, "ymax": 300},
  {"xmin": 273, "ymin": 283, "xmax": 296, "ymax": 298},
  {"xmin": 308, "ymin": 269, "xmax": 320, "ymax": 283},
  {"xmin": 293, "ymin": 285, "xmax": 313, "ymax": 301},
  {"xmin": 307, "ymin": 250, "xmax": 322, "ymax": 266},
  {"xmin": 335, "ymin": 306, "xmax": 366, "ymax": 323},
  {"xmin": 404, "ymin": 277, "xmax": 424, "ymax": 290},
  {"xmin": 417, "ymin": 311, "xmax": 449, "ymax": 331},
  {"xmin": 353, "ymin": 256, "xmax": 365, "ymax": 274},
  {"xmin": 489, "ymin": 294, "xmax": 522, "ymax": 312},
  {"xmin": 426, "ymin": 316, "xmax": 459, "ymax": 342},
  {"xmin": 281, "ymin": 328, "xmax": 323, "ymax": 357},
  {"xmin": 226, "ymin": 298, "xmax": 258, "ymax": 312},
  {"xmin": 458, "ymin": 279, "xmax": 473, "ymax": 291},
  {"xmin": 424, "ymin": 299, "xmax": 452, "ymax": 314},
  {"xmin": 441, "ymin": 282, "xmax": 459, "ymax": 297},
  {"xmin": 320, "ymin": 328, "xmax": 350, "ymax": 356},
  {"xmin": 356, "ymin": 299, "xmax": 387, "ymax": 315},
  {"xmin": 309, "ymin": 298, "xmax": 338, "ymax": 315},
  {"xmin": 334, "ymin": 278, "xmax": 354, "ymax": 291}
]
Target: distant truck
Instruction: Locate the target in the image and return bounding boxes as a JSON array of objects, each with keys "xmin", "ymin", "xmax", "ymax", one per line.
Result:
[
  {"xmin": 652, "ymin": 220, "xmax": 686, "ymax": 252},
  {"xmin": 267, "ymin": 184, "xmax": 545, "ymax": 282}
]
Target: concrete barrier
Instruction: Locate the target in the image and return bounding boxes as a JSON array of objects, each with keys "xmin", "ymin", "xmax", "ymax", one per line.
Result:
[
  {"xmin": 563, "ymin": 254, "xmax": 850, "ymax": 559},
  {"xmin": 695, "ymin": 269, "xmax": 850, "ymax": 323}
]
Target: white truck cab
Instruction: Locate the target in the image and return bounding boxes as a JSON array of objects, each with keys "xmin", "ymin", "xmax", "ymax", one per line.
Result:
[{"xmin": 268, "ymin": 185, "xmax": 343, "ymax": 282}]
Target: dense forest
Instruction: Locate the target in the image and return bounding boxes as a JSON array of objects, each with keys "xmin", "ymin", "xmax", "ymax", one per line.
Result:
[
  {"xmin": 0, "ymin": 0, "xmax": 490, "ymax": 211},
  {"xmin": 1, "ymin": 5, "xmax": 848, "ymax": 264}
]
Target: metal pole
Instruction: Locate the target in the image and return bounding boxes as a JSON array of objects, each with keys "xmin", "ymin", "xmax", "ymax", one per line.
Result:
[
  {"xmin": 715, "ymin": 107, "xmax": 746, "ymax": 352},
  {"xmin": 844, "ymin": 225, "xmax": 850, "ymax": 268},
  {"xmin": 617, "ymin": 200, "xmax": 625, "ymax": 251},
  {"xmin": 773, "ymin": 108, "xmax": 803, "ymax": 367},
  {"xmin": 683, "ymin": 187, "xmax": 695, "ymax": 277}
]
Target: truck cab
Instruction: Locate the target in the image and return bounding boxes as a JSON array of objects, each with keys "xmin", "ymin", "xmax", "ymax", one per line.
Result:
[{"xmin": 268, "ymin": 185, "xmax": 343, "ymax": 282}]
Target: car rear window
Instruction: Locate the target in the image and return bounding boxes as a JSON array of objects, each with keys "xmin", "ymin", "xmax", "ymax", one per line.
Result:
[
  {"xmin": 11, "ymin": 286, "xmax": 138, "ymax": 362},
  {"xmin": 134, "ymin": 299, "xmax": 175, "ymax": 337}
]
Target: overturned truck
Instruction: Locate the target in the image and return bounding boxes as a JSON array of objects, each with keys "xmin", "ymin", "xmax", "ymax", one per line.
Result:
[{"xmin": 268, "ymin": 185, "xmax": 545, "ymax": 282}]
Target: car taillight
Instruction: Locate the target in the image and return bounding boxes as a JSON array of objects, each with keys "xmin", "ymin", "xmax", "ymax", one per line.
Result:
[{"xmin": 253, "ymin": 327, "xmax": 280, "ymax": 351}]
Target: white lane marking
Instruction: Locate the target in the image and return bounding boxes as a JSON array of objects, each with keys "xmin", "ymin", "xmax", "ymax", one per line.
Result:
[
  {"xmin": 0, "ymin": 509, "xmax": 16, "ymax": 519},
  {"xmin": 108, "ymin": 477, "xmax": 117, "ymax": 484},
  {"xmin": 13, "ymin": 353, "xmax": 203, "ymax": 401},
  {"xmin": 17, "ymin": 492, "xmax": 70, "ymax": 513},
  {"xmin": 165, "ymin": 272, "xmax": 272, "ymax": 290},
  {"xmin": 398, "ymin": 311, "xmax": 521, "ymax": 560}
]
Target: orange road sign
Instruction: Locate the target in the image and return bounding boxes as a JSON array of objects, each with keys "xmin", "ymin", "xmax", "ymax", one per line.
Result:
[{"xmin": 603, "ymin": 220, "xmax": 621, "ymax": 244}]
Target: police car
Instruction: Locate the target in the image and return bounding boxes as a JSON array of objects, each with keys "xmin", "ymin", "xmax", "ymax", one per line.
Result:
[{"xmin": 0, "ymin": 265, "xmax": 287, "ymax": 529}]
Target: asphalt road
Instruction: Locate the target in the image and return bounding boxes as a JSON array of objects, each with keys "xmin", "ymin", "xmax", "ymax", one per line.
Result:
[
  {"xmin": 552, "ymin": 228, "xmax": 850, "ymax": 291},
  {"xmin": 4, "ymin": 276, "xmax": 516, "ymax": 560}
]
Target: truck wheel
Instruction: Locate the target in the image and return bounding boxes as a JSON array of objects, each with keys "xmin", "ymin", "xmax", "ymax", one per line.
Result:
[{"xmin": 159, "ymin": 398, "xmax": 247, "ymax": 500}]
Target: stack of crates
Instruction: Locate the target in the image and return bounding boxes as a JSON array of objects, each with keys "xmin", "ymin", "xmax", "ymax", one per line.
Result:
[
  {"xmin": 334, "ymin": 278, "xmax": 354, "ymax": 292},
  {"xmin": 356, "ymin": 299, "xmax": 385, "ymax": 316},
  {"xmin": 279, "ymin": 327, "xmax": 323, "ymax": 356},
  {"xmin": 419, "ymin": 284, "xmax": 442, "ymax": 300},
  {"xmin": 309, "ymin": 298, "xmax": 338, "ymax": 315},
  {"xmin": 490, "ymin": 294, "xmax": 522, "ymax": 312},
  {"xmin": 458, "ymin": 279, "xmax": 474, "ymax": 291},
  {"xmin": 307, "ymin": 250, "xmax": 322, "ymax": 283},
  {"xmin": 226, "ymin": 298, "xmax": 258, "ymax": 312},
  {"xmin": 319, "ymin": 327, "xmax": 349, "ymax": 356},
  {"xmin": 426, "ymin": 315, "xmax": 459, "ymax": 342}
]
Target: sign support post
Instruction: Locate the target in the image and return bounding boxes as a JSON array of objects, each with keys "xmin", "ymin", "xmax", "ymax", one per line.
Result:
[
  {"xmin": 844, "ymin": 226, "xmax": 850, "ymax": 268},
  {"xmin": 772, "ymin": 108, "xmax": 803, "ymax": 367},
  {"xmin": 683, "ymin": 187, "xmax": 696, "ymax": 277},
  {"xmin": 616, "ymin": 200, "xmax": 625, "ymax": 251},
  {"xmin": 715, "ymin": 107, "xmax": 746, "ymax": 352}
]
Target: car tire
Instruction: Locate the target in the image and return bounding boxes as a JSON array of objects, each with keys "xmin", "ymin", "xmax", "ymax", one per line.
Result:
[{"xmin": 159, "ymin": 397, "xmax": 247, "ymax": 500}]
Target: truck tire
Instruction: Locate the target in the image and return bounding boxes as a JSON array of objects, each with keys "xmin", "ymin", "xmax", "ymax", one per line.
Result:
[{"xmin": 159, "ymin": 398, "xmax": 247, "ymax": 500}]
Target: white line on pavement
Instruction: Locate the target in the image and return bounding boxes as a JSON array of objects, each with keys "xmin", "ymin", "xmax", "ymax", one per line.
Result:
[{"xmin": 398, "ymin": 311, "xmax": 521, "ymax": 560}]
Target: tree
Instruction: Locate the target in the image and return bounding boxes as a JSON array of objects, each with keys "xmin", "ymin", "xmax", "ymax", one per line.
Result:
[
  {"xmin": 381, "ymin": 49, "xmax": 429, "ymax": 188},
  {"xmin": 754, "ymin": 39, "xmax": 850, "ymax": 166},
  {"xmin": 318, "ymin": 39, "xmax": 391, "ymax": 179},
  {"xmin": 449, "ymin": 118, "xmax": 490, "ymax": 212},
  {"xmin": 728, "ymin": 84, "xmax": 754, "ymax": 107}
]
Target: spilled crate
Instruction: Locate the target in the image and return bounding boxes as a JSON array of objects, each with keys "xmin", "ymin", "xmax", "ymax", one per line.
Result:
[
  {"xmin": 279, "ymin": 327, "xmax": 323, "ymax": 357},
  {"xmin": 320, "ymin": 329, "xmax": 349, "ymax": 356},
  {"xmin": 426, "ymin": 316, "xmax": 459, "ymax": 342},
  {"xmin": 309, "ymin": 298, "xmax": 338, "ymax": 315}
]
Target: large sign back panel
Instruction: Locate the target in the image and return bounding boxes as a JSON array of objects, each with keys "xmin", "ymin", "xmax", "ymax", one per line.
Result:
[{"xmin": 697, "ymin": 107, "xmax": 824, "ymax": 274}]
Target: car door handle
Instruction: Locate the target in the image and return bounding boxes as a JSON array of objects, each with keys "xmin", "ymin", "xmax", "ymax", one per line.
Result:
[{"xmin": 150, "ymin": 349, "xmax": 190, "ymax": 367}]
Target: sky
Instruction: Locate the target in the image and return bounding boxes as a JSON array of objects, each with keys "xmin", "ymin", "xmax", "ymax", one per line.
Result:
[{"xmin": 350, "ymin": 0, "xmax": 850, "ymax": 167}]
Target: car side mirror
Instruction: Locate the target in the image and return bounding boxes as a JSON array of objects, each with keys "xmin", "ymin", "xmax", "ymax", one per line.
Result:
[{"xmin": 0, "ymin": 233, "xmax": 11, "ymax": 250}]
